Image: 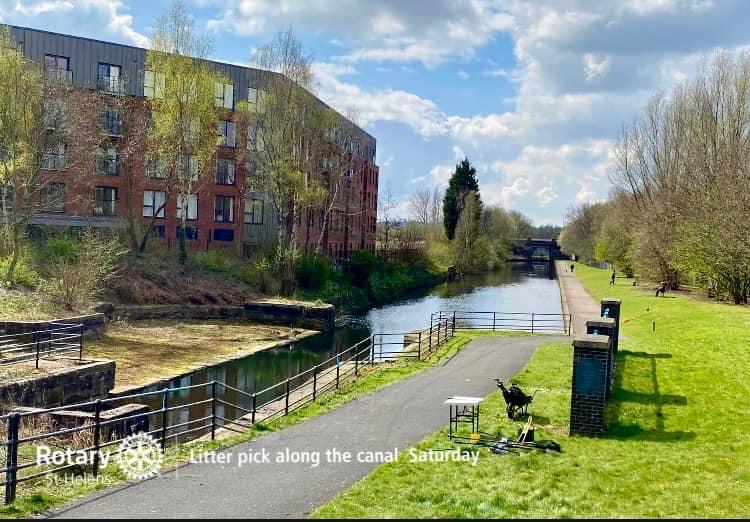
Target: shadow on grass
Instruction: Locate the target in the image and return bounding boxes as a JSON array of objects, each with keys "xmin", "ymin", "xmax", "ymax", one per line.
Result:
[{"xmin": 604, "ymin": 350, "xmax": 695, "ymax": 442}]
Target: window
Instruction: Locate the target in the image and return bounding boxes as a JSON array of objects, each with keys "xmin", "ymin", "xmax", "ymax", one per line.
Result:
[
  {"xmin": 213, "ymin": 229, "xmax": 234, "ymax": 242},
  {"xmin": 100, "ymin": 107, "xmax": 122, "ymax": 136},
  {"xmin": 40, "ymin": 182, "xmax": 65, "ymax": 213},
  {"xmin": 215, "ymin": 82, "xmax": 234, "ymax": 109},
  {"xmin": 143, "ymin": 190, "xmax": 166, "ymax": 218},
  {"xmin": 145, "ymin": 158, "xmax": 167, "ymax": 179},
  {"xmin": 216, "ymin": 159, "xmax": 236, "ymax": 185},
  {"xmin": 177, "ymin": 193, "xmax": 198, "ymax": 220},
  {"xmin": 44, "ymin": 54, "xmax": 71, "ymax": 83},
  {"xmin": 178, "ymin": 226, "xmax": 198, "ymax": 240},
  {"xmin": 97, "ymin": 63, "xmax": 125, "ymax": 94},
  {"xmin": 44, "ymin": 99, "xmax": 63, "ymax": 130},
  {"xmin": 151, "ymin": 225, "xmax": 166, "ymax": 238},
  {"xmin": 93, "ymin": 187, "xmax": 117, "ymax": 217},
  {"xmin": 180, "ymin": 155, "xmax": 198, "ymax": 181},
  {"xmin": 41, "ymin": 143, "xmax": 66, "ymax": 170},
  {"xmin": 214, "ymin": 195, "xmax": 234, "ymax": 223},
  {"xmin": 0, "ymin": 184, "xmax": 13, "ymax": 213},
  {"xmin": 96, "ymin": 146, "xmax": 118, "ymax": 175},
  {"xmin": 244, "ymin": 198, "xmax": 263, "ymax": 225},
  {"xmin": 143, "ymin": 70, "xmax": 165, "ymax": 98},
  {"xmin": 248, "ymin": 88, "xmax": 266, "ymax": 112},
  {"xmin": 217, "ymin": 120, "xmax": 236, "ymax": 148},
  {"xmin": 247, "ymin": 126, "xmax": 264, "ymax": 152},
  {"xmin": 181, "ymin": 116, "xmax": 199, "ymax": 145}
]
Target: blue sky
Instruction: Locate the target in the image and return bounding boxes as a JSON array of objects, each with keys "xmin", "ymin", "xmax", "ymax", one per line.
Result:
[{"xmin": 3, "ymin": 0, "xmax": 750, "ymax": 225}]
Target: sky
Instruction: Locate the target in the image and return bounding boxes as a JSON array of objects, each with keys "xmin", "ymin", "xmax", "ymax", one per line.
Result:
[{"xmin": 2, "ymin": 0, "xmax": 750, "ymax": 225}]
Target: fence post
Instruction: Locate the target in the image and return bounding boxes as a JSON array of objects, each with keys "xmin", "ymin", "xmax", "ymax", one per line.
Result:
[
  {"xmin": 531, "ymin": 313, "xmax": 535, "ymax": 334},
  {"xmin": 336, "ymin": 359, "xmax": 341, "ymax": 389},
  {"xmin": 210, "ymin": 381, "xmax": 217, "ymax": 441},
  {"xmin": 35, "ymin": 332, "xmax": 40, "ymax": 370},
  {"xmin": 4, "ymin": 412, "xmax": 20, "ymax": 505},
  {"xmin": 79, "ymin": 324, "xmax": 84, "ymax": 361},
  {"xmin": 285, "ymin": 378, "xmax": 290, "ymax": 414},
  {"xmin": 370, "ymin": 336, "xmax": 375, "ymax": 365},
  {"xmin": 417, "ymin": 331, "xmax": 422, "ymax": 360},
  {"xmin": 251, "ymin": 393, "xmax": 257, "ymax": 424},
  {"xmin": 313, "ymin": 365, "xmax": 318, "ymax": 400},
  {"xmin": 493, "ymin": 312, "xmax": 496, "ymax": 332},
  {"xmin": 452, "ymin": 311, "xmax": 456, "ymax": 335},
  {"xmin": 429, "ymin": 322, "xmax": 433, "ymax": 351},
  {"xmin": 92, "ymin": 399, "xmax": 102, "ymax": 477},
  {"xmin": 160, "ymin": 388, "xmax": 169, "ymax": 451},
  {"xmin": 355, "ymin": 348, "xmax": 359, "ymax": 378}
]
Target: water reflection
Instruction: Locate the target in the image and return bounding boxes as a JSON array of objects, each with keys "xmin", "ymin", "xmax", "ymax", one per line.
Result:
[{"xmin": 132, "ymin": 263, "xmax": 562, "ymax": 438}]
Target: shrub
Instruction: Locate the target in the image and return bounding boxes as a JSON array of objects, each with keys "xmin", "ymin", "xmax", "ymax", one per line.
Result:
[
  {"xmin": 368, "ymin": 266, "xmax": 414, "ymax": 305},
  {"xmin": 42, "ymin": 229, "xmax": 126, "ymax": 311},
  {"xmin": 296, "ymin": 255, "xmax": 332, "ymax": 290},
  {"xmin": 191, "ymin": 250, "xmax": 236, "ymax": 273},
  {"xmin": 40, "ymin": 236, "xmax": 77, "ymax": 263},
  {"xmin": 346, "ymin": 251, "xmax": 381, "ymax": 288},
  {"xmin": 0, "ymin": 255, "xmax": 41, "ymax": 289}
]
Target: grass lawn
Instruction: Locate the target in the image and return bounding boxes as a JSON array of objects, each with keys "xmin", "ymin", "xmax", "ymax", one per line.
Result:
[
  {"xmin": 85, "ymin": 320, "xmax": 318, "ymax": 392},
  {"xmin": 0, "ymin": 332, "xmax": 489, "ymax": 519},
  {"xmin": 314, "ymin": 262, "xmax": 750, "ymax": 518}
]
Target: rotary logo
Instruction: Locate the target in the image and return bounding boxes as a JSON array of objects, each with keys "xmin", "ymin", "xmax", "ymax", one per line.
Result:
[{"xmin": 116, "ymin": 433, "xmax": 164, "ymax": 481}]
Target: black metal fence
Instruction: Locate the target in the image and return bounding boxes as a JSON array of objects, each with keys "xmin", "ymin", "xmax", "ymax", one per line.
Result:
[
  {"xmin": 435, "ymin": 311, "xmax": 571, "ymax": 335},
  {"xmin": 0, "ymin": 308, "xmax": 561, "ymax": 504},
  {"xmin": 0, "ymin": 323, "xmax": 84, "ymax": 368},
  {"xmin": 0, "ymin": 320, "xmax": 457, "ymax": 504}
]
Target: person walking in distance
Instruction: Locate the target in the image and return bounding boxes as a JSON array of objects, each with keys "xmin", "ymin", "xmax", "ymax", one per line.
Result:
[{"xmin": 610, "ymin": 270, "xmax": 616, "ymax": 285}]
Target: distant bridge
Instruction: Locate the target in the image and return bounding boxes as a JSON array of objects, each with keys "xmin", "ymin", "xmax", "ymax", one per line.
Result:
[{"xmin": 509, "ymin": 238, "xmax": 567, "ymax": 262}]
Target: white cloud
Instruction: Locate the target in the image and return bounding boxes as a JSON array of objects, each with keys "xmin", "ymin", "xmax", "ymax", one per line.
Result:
[
  {"xmin": 0, "ymin": 0, "xmax": 148, "ymax": 47},
  {"xmin": 457, "ymin": 69, "xmax": 470, "ymax": 80}
]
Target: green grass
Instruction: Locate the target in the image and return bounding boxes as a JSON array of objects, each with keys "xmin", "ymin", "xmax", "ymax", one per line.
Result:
[
  {"xmin": 0, "ymin": 332, "xmax": 485, "ymax": 519},
  {"xmin": 313, "ymin": 262, "xmax": 750, "ymax": 518}
]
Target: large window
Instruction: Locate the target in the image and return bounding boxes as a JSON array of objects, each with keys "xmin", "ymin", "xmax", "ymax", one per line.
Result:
[
  {"xmin": 97, "ymin": 63, "xmax": 125, "ymax": 94},
  {"xmin": 215, "ymin": 82, "xmax": 234, "ymax": 109},
  {"xmin": 100, "ymin": 107, "xmax": 122, "ymax": 136},
  {"xmin": 214, "ymin": 195, "xmax": 234, "ymax": 223},
  {"xmin": 248, "ymin": 88, "xmax": 266, "ymax": 112},
  {"xmin": 180, "ymin": 154, "xmax": 198, "ymax": 181},
  {"xmin": 176, "ymin": 193, "xmax": 198, "ymax": 220},
  {"xmin": 143, "ymin": 70, "xmax": 165, "ymax": 98},
  {"xmin": 44, "ymin": 54, "xmax": 71, "ymax": 83},
  {"xmin": 143, "ymin": 190, "xmax": 166, "ymax": 218},
  {"xmin": 93, "ymin": 187, "xmax": 117, "ymax": 217},
  {"xmin": 96, "ymin": 146, "xmax": 118, "ymax": 175},
  {"xmin": 217, "ymin": 120, "xmax": 236, "ymax": 148},
  {"xmin": 244, "ymin": 198, "xmax": 263, "ymax": 225},
  {"xmin": 41, "ymin": 143, "xmax": 66, "ymax": 170},
  {"xmin": 40, "ymin": 182, "xmax": 65, "ymax": 213},
  {"xmin": 216, "ymin": 159, "xmax": 236, "ymax": 185}
]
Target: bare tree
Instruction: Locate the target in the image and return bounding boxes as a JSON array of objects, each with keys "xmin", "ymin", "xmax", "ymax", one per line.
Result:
[{"xmin": 409, "ymin": 187, "xmax": 431, "ymax": 225}]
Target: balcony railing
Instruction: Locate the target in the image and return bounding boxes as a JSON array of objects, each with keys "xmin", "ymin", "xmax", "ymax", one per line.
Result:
[
  {"xmin": 96, "ymin": 157, "xmax": 119, "ymax": 176},
  {"xmin": 96, "ymin": 75, "xmax": 128, "ymax": 95},
  {"xmin": 46, "ymin": 68, "xmax": 73, "ymax": 85}
]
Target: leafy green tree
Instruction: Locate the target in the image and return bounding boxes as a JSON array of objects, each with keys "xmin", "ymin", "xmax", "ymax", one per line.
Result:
[
  {"xmin": 443, "ymin": 158, "xmax": 481, "ymax": 240},
  {"xmin": 144, "ymin": 1, "xmax": 224, "ymax": 263},
  {"xmin": 0, "ymin": 26, "xmax": 99, "ymax": 282}
]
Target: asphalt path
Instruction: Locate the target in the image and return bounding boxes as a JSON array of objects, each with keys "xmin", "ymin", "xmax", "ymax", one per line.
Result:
[{"xmin": 52, "ymin": 335, "xmax": 566, "ymax": 519}]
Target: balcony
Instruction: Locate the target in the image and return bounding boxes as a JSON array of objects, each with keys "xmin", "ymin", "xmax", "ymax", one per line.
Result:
[
  {"xmin": 46, "ymin": 68, "xmax": 73, "ymax": 85},
  {"xmin": 96, "ymin": 157, "xmax": 119, "ymax": 176},
  {"xmin": 97, "ymin": 75, "xmax": 128, "ymax": 96}
]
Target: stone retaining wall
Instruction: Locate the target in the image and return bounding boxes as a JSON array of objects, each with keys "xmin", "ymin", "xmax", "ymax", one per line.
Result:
[
  {"xmin": 0, "ymin": 359, "xmax": 115, "ymax": 409},
  {"xmin": 0, "ymin": 313, "xmax": 106, "ymax": 338}
]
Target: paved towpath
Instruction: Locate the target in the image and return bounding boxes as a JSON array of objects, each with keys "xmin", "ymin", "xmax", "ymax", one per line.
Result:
[
  {"xmin": 52, "ymin": 335, "xmax": 566, "ymax": 519},
  {"xmin": 555, "ymin": 261, "xmax": 601, "ymax": 335}
]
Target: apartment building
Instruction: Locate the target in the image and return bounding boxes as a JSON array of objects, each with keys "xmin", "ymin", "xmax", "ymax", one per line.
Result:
[{"xmin": 7, "ymin": 25, "xmax": 379, "ymax": 259}]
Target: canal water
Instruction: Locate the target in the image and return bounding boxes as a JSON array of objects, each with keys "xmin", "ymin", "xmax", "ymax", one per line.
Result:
[{"xmin": 134, "ymin": 262, "xmax": 562, "ymax": 433}]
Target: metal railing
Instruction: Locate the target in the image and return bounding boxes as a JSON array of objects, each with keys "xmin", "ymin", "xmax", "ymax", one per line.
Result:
[
  {"xmin": 435, "ymin": 310, "xmax": 572, "ymax": 335},
  {"xmin": 0, "ymin": 323, "xmax": 84, "ymax": 368},
  {"xmin": 0, "ymin": 324, "xmax": 457, "ymax": 504}
]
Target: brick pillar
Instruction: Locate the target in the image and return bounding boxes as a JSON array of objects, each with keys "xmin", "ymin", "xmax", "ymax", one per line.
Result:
[
  {"xmin": 600, "ymin": 298, "xmax": 622, "ymax": 355},
  {"xmin": 570, "ymin": 334, "xmax": 610, "ymax": 437},
  {"xmin": 586, "ymin": 317, "xmax": 616, "ymax": 398}
]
